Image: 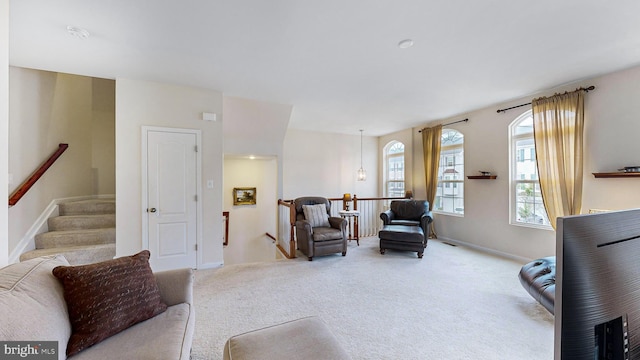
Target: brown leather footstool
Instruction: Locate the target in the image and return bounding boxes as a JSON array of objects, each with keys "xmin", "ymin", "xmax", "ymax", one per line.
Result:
[{"xmin": 378, "ymin": 224, "xmax": 426, "ymax": 258}]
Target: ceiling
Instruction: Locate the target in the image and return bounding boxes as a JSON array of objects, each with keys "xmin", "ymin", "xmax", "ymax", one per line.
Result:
[{"xmin": 9, "ymin": 1, "xmax": 640, "ymax": 136}]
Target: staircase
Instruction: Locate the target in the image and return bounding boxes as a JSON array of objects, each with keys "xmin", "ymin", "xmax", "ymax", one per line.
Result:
[{"xmin": 20, "ymin": 198, "xmax": 116, "ymax": 265}]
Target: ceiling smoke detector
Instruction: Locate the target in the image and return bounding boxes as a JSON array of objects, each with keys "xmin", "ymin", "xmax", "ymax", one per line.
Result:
[
  {"xmin": 398, "ymin": 39, "xmax": 414, "ymax": 49},
  {"xmin": 66, "ymin": 26, "xmax": 90, "ymax": 39}
]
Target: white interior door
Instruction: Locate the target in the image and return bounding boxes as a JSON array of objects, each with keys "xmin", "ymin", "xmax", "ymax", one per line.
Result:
[{"xmin": 145, "ymin": 129, "xmax": 198, "ymax": 271}]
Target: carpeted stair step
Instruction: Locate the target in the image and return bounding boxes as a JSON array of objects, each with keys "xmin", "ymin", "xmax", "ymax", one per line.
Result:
[
  {"xmin": 20, "ymin": 198, "xmax": 118, "ymax": 266},
  {"xmin": 19, "ymin": 244, "xmax": 116, "ymax": 266},
  {"xmin": 48, "ymin": 214, "xmax": 115, "ymax": 231},
  {"xmin": 59, "ymin": 199, "xmax": 115, "ymax": 216},
  {"xmin": 35, "ymin": 228, "xmax": 115, "ymax": 249}
]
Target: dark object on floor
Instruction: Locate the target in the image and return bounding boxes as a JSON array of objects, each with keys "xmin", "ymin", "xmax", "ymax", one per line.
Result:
[
  {"xmin": 380, "ymin": 199, "xmax": 433, "ymax": 242},
  {"xmin": 378, "ymin": 224, "xmax": 427, "ymax": 258},
  {"xmin": 518, "ymin": 256, "xmax": 555, "ymax": 314},
  {"xmin": 294, "ymin": 197, "xmax": 348, "ymax": 261}
]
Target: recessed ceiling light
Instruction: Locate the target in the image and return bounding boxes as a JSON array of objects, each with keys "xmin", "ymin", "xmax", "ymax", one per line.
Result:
[
  {"xmin": 66, "ymin": 26, "xmax": 90, "ymax": 39},
  {"xmin": 398, "ymin": 39, "xmax": 414, "ymax": 49}
]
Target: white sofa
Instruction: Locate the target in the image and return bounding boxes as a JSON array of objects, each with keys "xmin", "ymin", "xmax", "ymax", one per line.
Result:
[{"xmin": 0, "ymin": 255, "xmax": 195, "ymax": 360}]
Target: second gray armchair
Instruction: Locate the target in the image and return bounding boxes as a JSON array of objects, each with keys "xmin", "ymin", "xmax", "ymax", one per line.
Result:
[{"xmin": 380, "ymin": 200, "xmax": 433, "ymax": 243}]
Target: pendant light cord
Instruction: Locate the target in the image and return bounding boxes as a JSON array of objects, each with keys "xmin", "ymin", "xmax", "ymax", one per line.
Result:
[{"xmin": 360, "ymin": 129, "xmax": 363, "ymax": 167}]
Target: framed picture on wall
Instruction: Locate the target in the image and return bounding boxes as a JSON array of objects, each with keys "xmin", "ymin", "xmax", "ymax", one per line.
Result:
[{"xmin": 233, "ymin": 187, "xmax": 256, "ymax": 205}]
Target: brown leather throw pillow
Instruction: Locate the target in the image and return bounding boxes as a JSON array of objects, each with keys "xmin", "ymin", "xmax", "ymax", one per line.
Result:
[{"xmin": 52, "ymin": 250, "xmax": 167, "ymax": 357}]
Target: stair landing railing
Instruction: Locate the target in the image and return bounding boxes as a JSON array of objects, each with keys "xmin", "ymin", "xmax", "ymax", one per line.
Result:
[
  {"xmin": 8, "ymin": 143, "xmax": 69, "ymax": 207},
  {"xmin": 328, "ymin": 195, "xmax": 408, "ymax": 237}
]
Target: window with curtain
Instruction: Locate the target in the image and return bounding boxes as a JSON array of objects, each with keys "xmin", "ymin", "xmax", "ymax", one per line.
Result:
[
  {"xmin": 434, "ymin": 129, "xmax": 464, "ymax": 215},
  {"xmin": 510, "ymin": 110, "xmax": 551, "ymax": 228},
  {"xmin": 384, "ymin": 141, "xmax": 405, "ymax": 197}
]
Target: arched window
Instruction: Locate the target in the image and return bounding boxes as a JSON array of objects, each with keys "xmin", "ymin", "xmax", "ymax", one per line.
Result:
[
  {"xmin": 434, "ymin": 129, "xmax": 464, "ymax": 215},
  {"xmin": 509, "ymin": 110, "xmax": 550, "ymax": 227},
  {"xmin": 384, "ymin": 141, "xmax": 405, "ymax": 197}
]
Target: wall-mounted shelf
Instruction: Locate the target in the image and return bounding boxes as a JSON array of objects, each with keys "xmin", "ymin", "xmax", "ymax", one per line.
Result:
[
  {"xmin": 593, "ymin": 172, "xmax": 640, "ymax": 178},
  {"xmin": 467, "ymin": 175, "xmax": 497, "ymax": 180}
]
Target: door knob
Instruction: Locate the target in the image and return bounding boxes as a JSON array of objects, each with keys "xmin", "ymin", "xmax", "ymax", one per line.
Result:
[{"xmin": 148, "ymin": 208, "xmax": 157, "ymax": 213}]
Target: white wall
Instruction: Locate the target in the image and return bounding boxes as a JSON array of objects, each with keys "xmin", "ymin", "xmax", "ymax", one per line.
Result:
[
  {"xmin": 412, "ymin": 65, "xmax": 640, "ymax": 260},
  {"xmin": 223, "ymin": 157, "xmax": 277, "ymax": 265},
  {"xmin": 1, "ymin": 0, "xmax": 9, "ymax": 266},
  {"xmin": 8, "ymin": 69, "xmax": 96, "ymax": 254},
  {"xmin": 222, "ymin": 96, "xmax": 292, "ymax": 200},
  {"xmin": 115, "ymin": 78, "xmax": 224, "ymax": 268},
  {"xmin": 91, "ymin": 78, "xmax": 115, "ymax": 195},
  {"xmin": 581, "ymin": 67, "xmax": 640, "ymax": 211},
  {"xmin": 223, "ymin": 96, "xmax": 291, "ymax": 156},
  {"xmin": 283, "ymin": 129, "xmax": 378, "ymax": 200}
]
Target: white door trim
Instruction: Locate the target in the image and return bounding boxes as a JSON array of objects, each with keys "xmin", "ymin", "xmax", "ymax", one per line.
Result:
[{"xmin": 141, "ymin": 126, "xmax": 202, "ymax": 269}]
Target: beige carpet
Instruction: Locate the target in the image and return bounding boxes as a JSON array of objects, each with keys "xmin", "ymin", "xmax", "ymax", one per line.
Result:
[{"xmin": 191, "ymin": 237, "xmax": 554, "ymax": 359}]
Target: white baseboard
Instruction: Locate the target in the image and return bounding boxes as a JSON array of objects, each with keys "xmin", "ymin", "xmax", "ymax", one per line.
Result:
[
  {"xmin": 198, "ymin": 262, "xmax": 224, "ymax": 269},
  {"xmin": 9, "ymin": 195, "xmax": 114, "ymax": 264},
  {"xmin": 436, "ymin": 236, "xmax": 533, "ymax": 264}
]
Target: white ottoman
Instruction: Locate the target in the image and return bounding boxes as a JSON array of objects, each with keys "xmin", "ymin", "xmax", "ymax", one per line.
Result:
[{"xmin": 223, "ymin": 316, "xmax": 351, "ymax": 360}]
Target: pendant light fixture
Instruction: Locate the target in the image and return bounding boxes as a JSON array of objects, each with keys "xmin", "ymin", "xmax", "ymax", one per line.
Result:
[{"xmin": 357, "ymin": 129, "xmax": 367, "ymax": 181}]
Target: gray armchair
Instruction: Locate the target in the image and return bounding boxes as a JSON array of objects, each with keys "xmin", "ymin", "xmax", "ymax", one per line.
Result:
[{"xmin": 294, "ymin": 197, "xmax": 347, "ymax": 261}]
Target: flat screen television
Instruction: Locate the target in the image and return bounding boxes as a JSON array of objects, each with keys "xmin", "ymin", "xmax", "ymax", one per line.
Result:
[{"xmin": 555, "ymin": 208, "xmax": 640, "ymax": 360}]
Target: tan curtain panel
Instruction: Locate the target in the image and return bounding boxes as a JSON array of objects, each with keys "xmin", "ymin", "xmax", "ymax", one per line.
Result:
[
  {"xmin": 532, "ymin": 90, "xmax": 584, "ymax": 230},
  {"xmin": 422, "ymin": 124, "xmax": 442, "ymax": 238}
]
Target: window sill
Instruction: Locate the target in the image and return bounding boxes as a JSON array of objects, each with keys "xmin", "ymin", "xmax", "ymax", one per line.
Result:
[
  {"xmin": 510, "ymin": 221, "xmax": 553, "ymax": 231},
  {"xmin": 433, "ymin": 211, "xmax": 464, "ymax": 218}
]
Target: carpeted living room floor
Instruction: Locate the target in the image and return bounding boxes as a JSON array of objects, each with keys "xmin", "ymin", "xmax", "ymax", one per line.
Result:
[{"xmin": 191, "ymin": 237, "xmax": 554, "ymax": 359}]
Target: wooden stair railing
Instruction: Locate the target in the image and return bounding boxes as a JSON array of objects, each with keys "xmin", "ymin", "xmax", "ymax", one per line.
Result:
[
  {"xmin": 223, "ymin": 211, "xmax": 230, "ymax": 246},
  {"xmin": 265, "ymin": 232, "xmax": 276, "ymax": 243},
  {"xmin": 8, "ymin": 143, "xmax": 69, "ymax": 207},
  {"xmin": 277, "ymin": 199, "xmax": 297, "ymax": 259}
]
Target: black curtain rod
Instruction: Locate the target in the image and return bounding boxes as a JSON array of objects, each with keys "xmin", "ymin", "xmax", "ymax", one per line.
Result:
[
  {"xmin": 419, "ymin": 118, "xmax": 468, "ymax": 132},
  {"xmin": 496, "ymin": 85, "xmax": 595, "ymax": 114}
]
